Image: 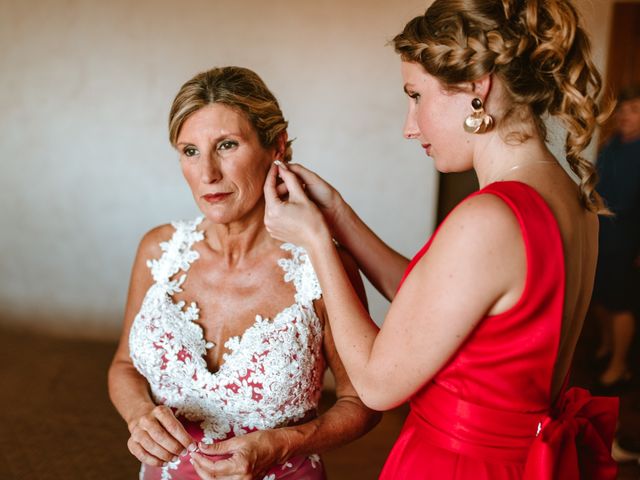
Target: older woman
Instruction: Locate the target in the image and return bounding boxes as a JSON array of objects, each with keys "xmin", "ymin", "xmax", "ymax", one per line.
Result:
[{"xmin": 107, "ymin": 66, "xmax": 378, "ymax": 480}]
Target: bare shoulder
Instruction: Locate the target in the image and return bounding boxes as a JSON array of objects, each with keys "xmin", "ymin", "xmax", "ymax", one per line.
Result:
[
  {"xmin": 407, "ymin": 192, "xmax": 525, "ymax": 308},
  {"xmin": 126, "ymin": 223, "xmax": 176, "ymax": 292},
  {"xmin": 116, "ymin": 223, "xmax": 177, "ymax": 353},
  {"xmin": 135, "ymin": 223, "xmax": 175, "ymax": 263},
  {"xmin": 433, "ymin": 192, "xmax": 522, "ymax": 252}
]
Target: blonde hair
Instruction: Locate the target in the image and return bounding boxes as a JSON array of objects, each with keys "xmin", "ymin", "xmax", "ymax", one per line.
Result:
[
  {"xmin": 394, "ymin": 0, "xmax": 611, "ymax": 213},
  {"xmin": 169, "ymin": 66, "xmax": 292, "ymax": 161}
]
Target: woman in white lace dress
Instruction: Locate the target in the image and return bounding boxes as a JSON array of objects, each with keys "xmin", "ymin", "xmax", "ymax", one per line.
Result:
[{"xmin": 108, "ymin": 66, "xmax": 378, "ymax": 480}]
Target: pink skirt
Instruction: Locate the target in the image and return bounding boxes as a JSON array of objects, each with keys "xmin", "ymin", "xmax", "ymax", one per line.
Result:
[
  {"xmin": 139, "ymin": 417, "xmax": 326, "ymax": 480},
  {"xmin": 140, "ymin": 452, "xmax": 325, "ymax": 480}
]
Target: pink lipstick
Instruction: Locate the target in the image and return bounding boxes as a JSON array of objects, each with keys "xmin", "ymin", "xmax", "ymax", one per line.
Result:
[{"xmin": 202, "ymin": 193, "xmax": 231, "ymax": 203}]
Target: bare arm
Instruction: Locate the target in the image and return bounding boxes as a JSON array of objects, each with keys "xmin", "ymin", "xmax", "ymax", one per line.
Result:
[
  {"xmin": 286, "ymin": 163, "xmax": 410, "ymax": 300},
  {"xmin": 192, "ymin": 249, "xmax": 381, "ymax": 479},
  {"xmin": 108, "ymin": 226, "xmax": 195, "ymax": 465},
  {"xmin": 332, "ymin": 201, "xmax": 410, "ymax": 300},
  {"xmin": 265, "ymin": 165, "xmax": 526, "ymax": 410},
  {"xmin": 271, "ymin": 248, "xmax": 380, "ymax": 455}
]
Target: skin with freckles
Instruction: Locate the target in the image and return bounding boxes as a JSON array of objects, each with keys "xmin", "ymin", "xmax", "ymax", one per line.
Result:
[
  {"xmin": 265, "ymin": 0, "xmax": 614, "ymax": 473},
  {"xmin": 263, "ymin": 61, "xmax": 598, "ymax": 411},
  {"xmin": 108, "ymin": 103, "xmax": 379, "ymax": 480},
  {"xmin": 401, "ymin": 61, "xmax": 475, "ymax": 173}
]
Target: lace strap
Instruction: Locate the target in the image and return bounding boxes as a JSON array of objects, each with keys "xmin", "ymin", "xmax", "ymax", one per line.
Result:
[
  {"xmin": 147, "ymin": 217, "xmax": 205, "ymax": 285},
  {"xmin": 278, "ymin": 243, "xmax": 322, "ymax": 305}
]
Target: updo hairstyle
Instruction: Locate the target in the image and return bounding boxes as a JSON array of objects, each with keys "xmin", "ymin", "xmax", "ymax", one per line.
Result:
[
  {"xmin": 169, "ymin": 66, "xmax": 292, "ymax": 162},
  {"xmin": 394, "ymin": 0, "xmax": 611, "ymax": 213}
]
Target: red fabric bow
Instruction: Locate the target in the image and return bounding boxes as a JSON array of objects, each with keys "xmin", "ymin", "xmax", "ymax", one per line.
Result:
[{"xmin": 523, "ymin": 387, "xmax": 618, "ymax": 480}]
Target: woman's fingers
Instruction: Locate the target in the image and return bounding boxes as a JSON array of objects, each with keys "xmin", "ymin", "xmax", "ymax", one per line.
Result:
[
  {"xmin": 129, "ymin": 429, "xmax": 175, "ymax": 464},
  {"xmin": 197, "ymin": 438, "xmax": 235, "ymax": 455},
  {"xmin": 264, "ymin": 161, "xmax": 308, "ymax": 206},
  {"xmin": 192, "ymin": 451, "xmax": 253, "ymax": 480},
  {"xmin": 141, "ymin": 431, "xmax": 178, "ymax": 462},
  {"xmin": 276, "ymin": 183, "xmax": 289, "ymax": 197},
  {"xmin": 127, "ymin": 406, "xmax": 195, "ymax": 466},
  {"xmin": 190, "ymin": 452, "xmax": 218, "ymax": 473},
  {"xmin": 264, "ymin": 160, "xmax": 328, "ymax": 245},
  {"xmin": 192, "ymin": 452, "xmax": 233, "ymax": 473},
  {"xmin": 153, "ymin": 406, "xmax": 194, "ymax": 453},
  {"xmin": 127, "ymin": 435, "xmax": 166, "ymax": 466},
  {"xmin": 275, "ymin": 163, "xmax": 307, "ymax": 201},
  {"xmin": 137, "ymin": 406, "xmax": 190, "ymax": 456},
  {"xmin": 264, "ymin": 162, "xmax": 282, "ymax": 205},
  {"xmin": 285, "ymin": 163, "xmax": 340, "ymax": 213},
  {"xmin": 286, "ymin": 163, "xmax": 323, "ymax": 185}
]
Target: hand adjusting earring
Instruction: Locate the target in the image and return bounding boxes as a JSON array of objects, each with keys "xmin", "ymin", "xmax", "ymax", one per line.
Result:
[{"xmin": 463, "ymin": 97, "xmax": 494, "ymax": 134}]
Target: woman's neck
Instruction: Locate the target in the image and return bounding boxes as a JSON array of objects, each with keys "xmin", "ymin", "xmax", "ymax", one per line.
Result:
[
  {"xmin": 201, "ymin": 201, "xmax": 276, "ymax": 267},
  {"xmin": 472, "ymin": 130, "xmax": 556, "ymax": 188}
]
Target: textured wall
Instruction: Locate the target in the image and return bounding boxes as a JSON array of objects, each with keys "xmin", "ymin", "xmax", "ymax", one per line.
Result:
[
  {"xmin": 0, "ymin": 0, "xmax": 435, "ymax": 338},
  {"xmin": 0, "ymin": 0, "xmax": 617, "ymax": 339}
]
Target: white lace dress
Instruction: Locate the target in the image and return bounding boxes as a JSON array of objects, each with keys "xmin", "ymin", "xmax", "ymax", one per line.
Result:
[{"xmin": 129, "ymin": 217, "xmax": 327, "ymax": 480}]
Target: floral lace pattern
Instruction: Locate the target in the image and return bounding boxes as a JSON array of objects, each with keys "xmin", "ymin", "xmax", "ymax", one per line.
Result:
[
  {"xmin": 129, "ymin": 217, "xmax": 325, "ymax": 478},
  {"xmin": 129, "ymin": 217, "xmax": 324, "ymax": 443}
]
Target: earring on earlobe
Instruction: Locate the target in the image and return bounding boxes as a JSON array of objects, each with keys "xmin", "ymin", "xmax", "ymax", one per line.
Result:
[{"xmin": 463, "ymin": 97, "xmax": 494, "ymax": 134}]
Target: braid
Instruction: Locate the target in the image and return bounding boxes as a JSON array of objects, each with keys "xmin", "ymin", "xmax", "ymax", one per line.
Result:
[{"xmin": 393, "ymin": 0, "xmax": 611, "ymax": 213}]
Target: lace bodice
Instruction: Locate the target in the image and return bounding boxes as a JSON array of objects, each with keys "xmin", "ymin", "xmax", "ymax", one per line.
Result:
[{"xmin": 129, "ymin": 217, "xmax": 325, "ymax": 445}]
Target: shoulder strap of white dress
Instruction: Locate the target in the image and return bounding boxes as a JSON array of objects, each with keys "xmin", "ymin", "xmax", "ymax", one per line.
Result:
[
  {"xmin": 146, "ymin": 217, "xmax": 205, "ymax": 286},
  {"xmin": 278, "ymin": 243, "xmax": 322, "ymax": 306}
]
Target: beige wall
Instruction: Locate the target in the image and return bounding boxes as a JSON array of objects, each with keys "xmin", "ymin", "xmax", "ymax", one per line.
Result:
[
  {"xmin": 0, "ymin": 0, "xmax": 435, "ymax": 338},
  {"xmin": 0, "ymin": 0, "xmax": 618, "ymax": 339}
]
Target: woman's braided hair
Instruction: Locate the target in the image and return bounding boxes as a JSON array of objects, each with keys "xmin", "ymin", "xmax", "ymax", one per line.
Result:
[{"xmin": 394, "ymin": 0, "xmax": 611, "ymax": 213}]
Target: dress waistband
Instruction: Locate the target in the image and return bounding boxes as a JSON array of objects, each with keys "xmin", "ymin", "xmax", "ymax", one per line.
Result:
[
  {"xmin": 410, "ymin": 382, "xmax": 547, "ymax": 463},
  {"xmin": 410, "ymin": 382, "xmax": 618, "ymax": 478}
]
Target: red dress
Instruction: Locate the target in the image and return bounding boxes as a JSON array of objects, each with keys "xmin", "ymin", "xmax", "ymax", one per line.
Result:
[{"xmin": 379, "ymin": 181, "xmax": 618, "ymax": 480}]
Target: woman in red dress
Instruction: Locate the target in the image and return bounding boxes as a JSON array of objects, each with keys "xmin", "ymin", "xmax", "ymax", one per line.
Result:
[{"xmin": 264, "ymin": 0, "xmax": 618, "ymax": 478}]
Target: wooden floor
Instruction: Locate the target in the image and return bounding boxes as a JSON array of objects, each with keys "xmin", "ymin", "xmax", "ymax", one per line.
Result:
[{"xmin": 0, "ymin": 318, "xmax": 638, "ymax": 479}]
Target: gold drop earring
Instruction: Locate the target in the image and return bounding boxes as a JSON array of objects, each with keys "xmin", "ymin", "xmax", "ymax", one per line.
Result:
[{"xmin": 463, "ymin": 97, "xmax": 494, "ymax": 134}]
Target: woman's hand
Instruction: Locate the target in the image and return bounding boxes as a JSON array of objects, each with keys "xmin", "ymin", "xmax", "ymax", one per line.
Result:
[
  {"xmin": 283, "ymin": 163, "xmax": 345, "ymax": 228},
  {"xmin": 190, "ymin": 429, "xmax": 285, "ymax": 480},
  {"xmin": 264, "ymin": 162, "xmax": 332, "ymax": 249},
  {"xmin": 127, "ymin": 404, "xmax": 195, "ymax": 467}
]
